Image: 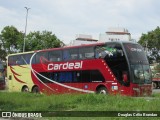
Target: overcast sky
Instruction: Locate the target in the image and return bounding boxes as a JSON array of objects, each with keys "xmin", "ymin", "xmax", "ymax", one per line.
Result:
[{"xmin": 0, "ymin": 0, "xmax": 160, "ymax": 44}]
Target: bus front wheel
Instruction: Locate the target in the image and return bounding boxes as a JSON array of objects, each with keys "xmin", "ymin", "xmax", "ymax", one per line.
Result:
[
  {"xmin": 152, "ymin": 82, "xmax": 158, "ymax": 89},
  {"xmin": 32, "ymin": 86, "xmax": 40, "ymax": 93},
  {"xmin": 97, "ymin": 87, "xmax": 108, "ymax": 94}
]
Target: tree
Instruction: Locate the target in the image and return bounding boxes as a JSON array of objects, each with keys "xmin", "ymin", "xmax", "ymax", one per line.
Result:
[
  {"xmin": 0, "ymin": 26, "xmax": 24, "ymax": 54},
  {"xmin": 151, "ymin": 63, "xmax": 160, "ymax": 79},
  {"xmin": 0, "ymin": 26, "xmax": 64, "ymax": 61},
  {"xmin": 138, "ymin": 26, "xmax": 160, "ymax": 63},
  {"xmin": 24, "ymin": 31, "xmax": 64, "ymax": 51},
  {"xmin": 0, "ymin": 44, "xmax": 7, "ymax": 61}
]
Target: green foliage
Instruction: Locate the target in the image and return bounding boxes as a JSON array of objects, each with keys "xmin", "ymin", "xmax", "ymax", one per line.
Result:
[
  {"xmin": 0, "ymin": 92, "xmax": 160, "ymax": 120},
  {"xmin": 155, "ymin": 64, "xmax": 160, "ymax": 71},
  {"xmin": 0, "ymin": 92, "xmax": 160, "ymax": 111},
  {"xmin": 25, "ymin": 31, "xmax": 64, "ymax": 51},
  {"xmin": 138, "ymin": 26, "xmax": 160, "ymax": 62},
  {"xmin": 0, "ymin": 26, "xmax": 24, "ymax": 53},
  {"xmin": 0, "ymin": 46, "xmax": 7, "ymax": 61},
  {"xmin": 0, "ymin": 26, "xmax": 64, "ymax": 61},
  {"xmin": 152, "ymin": 64, "xmax": 160, "ymax": 78}
]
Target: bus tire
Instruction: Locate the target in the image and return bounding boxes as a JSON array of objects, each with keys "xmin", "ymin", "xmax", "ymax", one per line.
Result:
[
  {"xmin": 152, "ymin": 82, "xmax": 157, "ymax": 89},
  {"xmin": 21, "ymin": 86, "xmax": 29, "ymax": 92},
  {"xmin": 32, "ymin": 86, "xmax": 40, "ymax": 93},
  {"xmin": 97, "ymin": 87, "xmax": 108, "ymax": 94}
]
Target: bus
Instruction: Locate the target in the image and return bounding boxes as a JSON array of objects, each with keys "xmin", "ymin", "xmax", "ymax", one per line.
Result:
[
  {"xmin": 0, "ymin": 62, "xmax": 5, "ymax": 90},
  {"xmin": 7, "ymin": 41, "xmax": 152, "ymax": 96}
]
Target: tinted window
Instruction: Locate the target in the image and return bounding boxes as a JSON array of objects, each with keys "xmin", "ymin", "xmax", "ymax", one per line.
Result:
[
  {"xmin": 37, "ymin": 70, "xmax": 104, "ymax": 83},
  {"xmin": 63, "ymin": 48, "xmax": 79, "ymax": 61},
  {"xmin": 90, "ymin": 70, "xmax": 105, "ymax": 82},
  {"xmin": 8, "ymin": 55, "xmax": 24, "ymax": 66},
  {"xmin": 72, "ymin": 71, "xmax": 81, "ymax": 82},
  {"xmin": 8, "ymin": 56, "xmax": 14, "ymax": 66},
  {"xmin": 79, "ymin": 47, "xmax": 94, "ymax": 59},
  {"xmin": 80, "ymin": 70, "xmax": 91, "ymax": 82},
  {"xmin": 59, "ymin": 72, "xmax": 72, "ymax": 83},
  {"xmin": 21, "ymin": 53, "xmax": 33, "ymax": 64},
  {"xmin": 38, "ymin": 72, "xmax": 73, "ymax": 83},
  {"xmin": 95, "ymin": 44, "xmax": 124, "ymax": 59},
  {"xmin": 123, "ymin": 43, "xmax": 148, "ymax": 64},
  {"xmin": 37, "ymin": 72, "xmax": 53, "ymax": 83},
  {"xmin": 48, "ymin": 50, "xmax": 62, "ymax": 62},
  {"xmin": 35, "ymin": 52, "xmax": 48, "ymax": 64}
]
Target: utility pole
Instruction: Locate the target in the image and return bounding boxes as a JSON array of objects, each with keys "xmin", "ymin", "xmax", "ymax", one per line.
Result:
[{"xmin": 23, "ymin": 7, "xmax": 30, "ymax": 52}]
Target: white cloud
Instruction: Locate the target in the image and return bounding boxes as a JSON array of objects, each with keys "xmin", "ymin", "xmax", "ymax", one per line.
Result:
[{"xmin": 0, "ymin": 0, "xmax": 160, "ymax": 43}]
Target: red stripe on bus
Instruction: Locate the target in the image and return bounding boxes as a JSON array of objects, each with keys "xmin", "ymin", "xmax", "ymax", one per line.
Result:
[
  {"xmin": 13, "ymin": 74, "xmax": 26, "ymax": 84},
  {"xmin": 10, "ymin": 67, "xmax": 21, "ymax": 76},
  {"xmin": 19, "ymin": 65, "xmax": 27, "ymax": 68}
]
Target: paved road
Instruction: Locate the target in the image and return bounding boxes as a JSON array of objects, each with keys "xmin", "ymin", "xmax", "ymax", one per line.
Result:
[{"xmin": 153, "ymin": 89, "xmax": 160, "ymax": 93}]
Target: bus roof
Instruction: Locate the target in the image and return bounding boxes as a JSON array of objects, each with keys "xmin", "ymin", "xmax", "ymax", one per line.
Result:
[
  {"xmin": 7, "ymin": 41, "xmax": 138, "ymax": 56},
  {"xmin": 38, "ymin": 41, "xmax": 138, "ymax": 52},
  {"xmin": 7, "ymin": 51, "xmax": 34, "ymax": 57}
]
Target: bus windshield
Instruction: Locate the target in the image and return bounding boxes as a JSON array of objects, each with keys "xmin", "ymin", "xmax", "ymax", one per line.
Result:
[
  {"xmin": 123, "ymin": 43, "xmax": 152, "ymax": 84},
  {"xmin": 131, "ymin": 65, "xmax": 152, "ymax": 84},
  {"xmin": 123, "ymin": 43, "xmax": 148, "ymax": 64}
]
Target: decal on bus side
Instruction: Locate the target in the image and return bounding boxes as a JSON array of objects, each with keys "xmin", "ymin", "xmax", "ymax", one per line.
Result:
[
  {"xmin": 47, "ymin": 61, "xmax": 83, "ymax": 71},
  {"xmin": 29, "ymin": 52, "xmax": 94, "ymax": 93},
  {"xmin": 130, "ymin": 48, "xmax": 142, "ymax": 52}
]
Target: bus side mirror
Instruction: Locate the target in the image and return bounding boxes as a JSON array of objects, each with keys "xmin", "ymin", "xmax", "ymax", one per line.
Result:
[{"xmin": 123, "ymin": 72, "xmax": 128, "ymax": 82}]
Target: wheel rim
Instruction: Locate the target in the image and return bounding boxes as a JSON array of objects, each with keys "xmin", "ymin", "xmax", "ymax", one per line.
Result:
[
  {"xmin": 152, "ymin": 83, "xmax": 157, "ymax": 89},
  {"xmin": 23, "ymin": 87, "xmax": 29, "ymax": 92},
  {"xmin": 99, "ymin": 89, "xmax": 107, "ymax": 94},
  {"xmin": 33, "ymin": 87, "xmax": 39, "ymax": 93}
]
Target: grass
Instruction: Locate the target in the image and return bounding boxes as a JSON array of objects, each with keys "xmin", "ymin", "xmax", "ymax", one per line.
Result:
[{"xmin": 0, "ymin": 92, "xmax": 160, "ymax": 120}]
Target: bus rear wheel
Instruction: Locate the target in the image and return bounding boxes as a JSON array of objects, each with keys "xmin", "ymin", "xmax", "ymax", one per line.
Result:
[
  {"xmin": 22, "ymin": 86, "xmax": 29, "ymax": 92},
  {"xmin": 97, "ymin": 87, "xmax": 108, "ymax": 94},
  {"xmin": 32, "ymin": 86, "xmax": 40, "ymax": 93}
]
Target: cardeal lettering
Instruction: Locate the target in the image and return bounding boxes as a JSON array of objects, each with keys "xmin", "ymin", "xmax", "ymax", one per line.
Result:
[{"xmin": 48, "ymin": 61, "xmax": 83, "ymax": 71}]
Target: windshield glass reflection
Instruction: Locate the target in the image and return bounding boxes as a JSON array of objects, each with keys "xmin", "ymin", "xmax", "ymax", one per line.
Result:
[
  {"xmin": 123, "ymin": 43, "xmax": 148, "ymax": 64},
  {"xmin": 131, "ymin": 65, "xmax": 152, "ymax": 84}
]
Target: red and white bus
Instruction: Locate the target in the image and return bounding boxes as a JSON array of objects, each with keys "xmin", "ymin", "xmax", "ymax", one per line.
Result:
[{"xmin": 7, "ymin": 41, "xmax": 152, "ymax": 96}]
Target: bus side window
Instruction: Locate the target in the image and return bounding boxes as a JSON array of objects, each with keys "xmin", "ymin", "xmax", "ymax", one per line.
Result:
[
  {"xmin": 14, "ymin": 55, "xmax": 24, "ymax": 65},
  {"xmin": 70, "ymin": 49, "xmax": 78, "ymax": 60},
  {"xmin": 35, "ymin": 52, "xmax": 48, "ymax": 64},
  {"xmin": 73, "ymin": 71, "xmax": 81, "ymax": 82},
  {"xmin": 49, "ymin": 50, "xmax": 62, "ymax": 62},
  {"xmin": 80, "ymin": 70, "xmax": 91, "ymax": 82},
  {"xmin": 23, "ymin": 53, "xmax": 33, "ymax": 64},
  {"xmin": 63, "ymin": 50, "xmax": 70, "ymax": 61},
  {"xmin": 63, "ymin": 48, "xmax": 79, "ymax": 61},
  {"xmin": 58, "ymin": 72, "xmax": 73, "ymax": 83},
  {"xmin": 90, "ymin": 70, "xmax": 105, "ymax": 82},
  {"xmin": 79, "ymin": 47, "xmax": 94, "ymax": 59},
  {"xmin": 8, "ymin": 56, "xmax": 14, "ymax": 66},
  {"xmin": 53, "ymin": 73, "xmax": 59, "ymax": 81}
]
